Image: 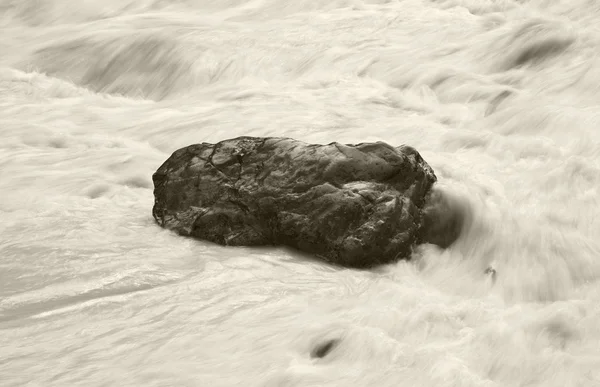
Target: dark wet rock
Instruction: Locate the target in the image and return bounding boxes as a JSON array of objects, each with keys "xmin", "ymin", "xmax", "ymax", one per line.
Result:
[
  {"xmin": 418, "ymin": 188, "xmax": 466, "ymax": 249},
  {"xmin": 152, "ymin": 136, "xmax": 453, "ymax": 268},
  {"xmin": 310, "ymin": 338, "xmax": 340, "ymax": 359}
]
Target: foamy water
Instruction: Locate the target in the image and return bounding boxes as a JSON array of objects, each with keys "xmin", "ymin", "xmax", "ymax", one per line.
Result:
[{"xmin": 2, "ymin": 0, "xmax": 600, "ymax": 386}]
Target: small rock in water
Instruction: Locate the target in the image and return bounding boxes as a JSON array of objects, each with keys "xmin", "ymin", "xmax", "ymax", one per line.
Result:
[
  {"xmin": 152, "ymin": 136, "xmax": 461, "ymax": 268},
  {"xmin": 485, "ymin": 266, "xmax": 497, "ymax": 282},
  {"xmin": 310, "ymin": 338, "xmax": 340, "ymax": 359}
]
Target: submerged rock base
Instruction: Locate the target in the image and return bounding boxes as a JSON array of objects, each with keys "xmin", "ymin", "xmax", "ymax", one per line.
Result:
[{"xmin": 152, "ymin": 136, "xmax": 460, "ymax": 268}]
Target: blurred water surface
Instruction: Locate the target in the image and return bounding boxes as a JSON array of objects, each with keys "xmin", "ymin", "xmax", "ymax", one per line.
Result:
[{"xmin": 1, "ymin": 0, "xmax": 600, "ymax": 386}]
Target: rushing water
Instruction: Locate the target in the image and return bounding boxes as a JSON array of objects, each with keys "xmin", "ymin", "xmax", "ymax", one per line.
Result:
[{"xmin": 2, "ymin": 0, "xmax": 600, "ymax": 386}]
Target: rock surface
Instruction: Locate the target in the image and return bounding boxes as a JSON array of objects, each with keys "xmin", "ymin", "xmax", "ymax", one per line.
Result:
[{"xmin": 152, "ymin": 136, "xmax": 440, "ymax": 268}]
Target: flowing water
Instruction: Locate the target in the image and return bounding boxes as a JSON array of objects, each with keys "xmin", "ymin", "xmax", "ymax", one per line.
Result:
[{"xmin": 2, "ymin": 0, "xmax": 600, "ymax": 386}]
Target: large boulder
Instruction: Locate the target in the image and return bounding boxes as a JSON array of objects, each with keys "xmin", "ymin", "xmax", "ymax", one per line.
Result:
[{"xmin": 152, "ymin": 136, "xmax": 446, "ymax": 268}]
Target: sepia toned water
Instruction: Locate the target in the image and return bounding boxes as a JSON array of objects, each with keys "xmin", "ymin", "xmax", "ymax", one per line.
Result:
[{"xmin": 2, "ymin": 0, "xmax": 600, "ymax": 386}]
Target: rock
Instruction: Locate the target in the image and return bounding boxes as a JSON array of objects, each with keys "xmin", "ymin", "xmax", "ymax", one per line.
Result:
[
  {"xmin": 310, "ymin": 338, "xmax": 340, "ymax": 359},
  {"xmin": 485, "ymin": 266, "xmax": 497, "ymax": 283},
  {"xmin": 152, "ymin": 136, "xmax": 442, "ymax": 268},
  {"xmin": 419, "ymin": 187, "xmax": 467, "ymax": 249}
]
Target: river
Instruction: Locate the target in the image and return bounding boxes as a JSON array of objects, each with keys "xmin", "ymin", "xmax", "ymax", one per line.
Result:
[{"xmin": 1, "ymin": 0, "xmax": 600, "ymax": 386}]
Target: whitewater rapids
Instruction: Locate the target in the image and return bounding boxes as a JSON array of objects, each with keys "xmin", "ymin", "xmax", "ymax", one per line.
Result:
[{"xmin": 1, "ymin": 0, "xmax": 600, "ymax": 386}]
